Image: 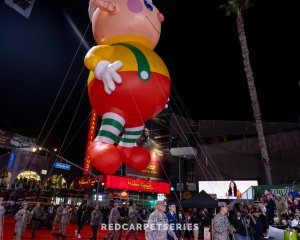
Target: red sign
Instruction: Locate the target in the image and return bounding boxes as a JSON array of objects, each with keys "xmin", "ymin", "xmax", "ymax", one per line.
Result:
[
  {"xmin": 105, "ymin": 176, "xmax": 170, "ymax": 194},
  {"xmin": 84, "ymin": 110, "xmax": 97, "ymax": 173}
]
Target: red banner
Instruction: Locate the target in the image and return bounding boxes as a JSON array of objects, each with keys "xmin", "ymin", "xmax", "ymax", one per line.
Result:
[
  {"xmin": 105, "ymin": 175, "xmax": 170, "ymax": 194},
  {"xmin": 84, "ymin": 110, "xmax": 97, "ymax": 174}
]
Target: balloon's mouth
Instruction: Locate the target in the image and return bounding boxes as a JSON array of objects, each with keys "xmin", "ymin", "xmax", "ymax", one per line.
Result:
[{"xmin": 146, "ymin": 15, "xmax": 160, "ymax": 35}]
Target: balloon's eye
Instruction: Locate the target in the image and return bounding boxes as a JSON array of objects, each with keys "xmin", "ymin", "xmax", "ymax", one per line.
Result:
[{"xmin": 144, "ymin": 0, "xmax": 155, "ymax": 11}]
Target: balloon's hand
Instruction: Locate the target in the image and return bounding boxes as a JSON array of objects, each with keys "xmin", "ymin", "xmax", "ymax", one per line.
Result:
[
  {"xmin": 94, "ymin": 60, "xmax": 123, "ymax": 94},
  {"xmin": 164, "ymin": 98, "xmax": 170, "ymax": 109}
]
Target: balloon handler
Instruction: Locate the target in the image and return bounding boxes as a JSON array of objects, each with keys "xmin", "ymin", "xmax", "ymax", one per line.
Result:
[{"xmin": 85, "ymin": 0, "xmax": 170, "ymax": 175}]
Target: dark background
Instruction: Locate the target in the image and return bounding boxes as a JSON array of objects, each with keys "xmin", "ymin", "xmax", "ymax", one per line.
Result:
[{"xmin": 0, "ymin": 0, "xmax": 299, "ymax": 164}]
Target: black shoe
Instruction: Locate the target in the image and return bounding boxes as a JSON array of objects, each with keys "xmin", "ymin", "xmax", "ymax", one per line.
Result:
[{"xmin": 56, "ymin": 233, "xmax": 61, "ymax": 239}]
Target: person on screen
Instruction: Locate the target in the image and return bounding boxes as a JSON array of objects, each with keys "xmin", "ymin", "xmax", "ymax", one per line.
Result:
[{"xmin": 226, "ymin": 181, "xmax": 241, "ymax": 198}]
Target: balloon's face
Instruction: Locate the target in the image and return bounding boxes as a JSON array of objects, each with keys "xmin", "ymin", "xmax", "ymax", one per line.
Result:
[{"xmin": 90, "ymin": 0, "xmax": 163, "ymax": 48}]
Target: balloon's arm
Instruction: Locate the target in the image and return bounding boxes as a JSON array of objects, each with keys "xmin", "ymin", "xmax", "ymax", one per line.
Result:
[
  {"xmin": 85, "ymin": 45, "xmax": 123, "ymax": 95},
  {"xmin": 84, "ymin": 45, "xmax": 115, "ymax": 71}
]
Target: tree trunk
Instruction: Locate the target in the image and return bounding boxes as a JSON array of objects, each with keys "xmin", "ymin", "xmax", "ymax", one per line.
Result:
[{"xmin": 236, "ymin": 10, "xmax": 272, "ymax": 184}]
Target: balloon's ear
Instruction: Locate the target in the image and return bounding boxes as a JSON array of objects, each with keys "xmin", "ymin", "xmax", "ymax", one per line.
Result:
[
  {"xmin": 89, "ymin": 0, "xmax": 119, "ymax": 19},
  {"xmin": 88, "ymin": 2, "xmax": 97, "ymax": 22}
]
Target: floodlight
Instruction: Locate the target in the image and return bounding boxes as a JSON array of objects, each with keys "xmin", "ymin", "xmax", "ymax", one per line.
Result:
[{"xmin": 5, "ymin": 0, "xmax": 36, "ymax": 19}]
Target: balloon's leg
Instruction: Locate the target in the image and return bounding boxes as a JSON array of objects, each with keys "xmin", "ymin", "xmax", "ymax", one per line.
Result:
[
  {"xmin": 117, "ymin": 125, "xmax": 151, "ymax": 171},
  {"xmin": 89, "ymin": 112, "xmax": 125, "ymax": 174}
]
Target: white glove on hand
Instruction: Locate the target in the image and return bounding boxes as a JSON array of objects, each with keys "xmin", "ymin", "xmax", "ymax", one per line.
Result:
[
  {"xmin": 164, "ymin": 98, "xmax": 170, "ymax": 109},
  {"xmin": 94, "ymin": 60, "xmax": 123, "ymax": 94}
]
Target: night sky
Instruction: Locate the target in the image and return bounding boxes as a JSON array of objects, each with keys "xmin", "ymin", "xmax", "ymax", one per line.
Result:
[{"xmin": 0, "ymin": 0, "xmax": 299, "ymax": 164}]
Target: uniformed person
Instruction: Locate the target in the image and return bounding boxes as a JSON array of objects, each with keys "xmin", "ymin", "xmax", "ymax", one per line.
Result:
[
  {"xmin": 145, "ymin": 200, "xmax": 178, "ymax": 240},
  {"xmin": 90, "ymin": 204, "xmax": 103, "ymax": 240},
  {"xmin": 52, "ymin": 202, "xmax": 64, "ymax": 236},
  {"xmin": 126, "ymin": 203, "xmax": 140, "ymax": 240},
  {"xmin": 57, "ymin": 204, "xmax": 71, "ymax": 240},
  {"xmin": 103, "ymin": 199, "xmax": 124, "ymax": 240},
  {"xmin": 212, "ymin": 202, "xmax": 230, "ymax": 240},
  {"xmin": 0, "ymin": 200, "xmax": 5, "ymax": 239},
  {"xmin": 14, "ymin": 202, "xmax": 31, "ymax": 240},
  {"xmin": 166, "ymin": 203, "xmax": 181, "ymax": 240}
]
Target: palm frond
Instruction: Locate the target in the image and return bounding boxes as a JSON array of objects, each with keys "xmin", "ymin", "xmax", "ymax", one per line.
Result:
[{"xmin": 218, "ymin": 0, "xmax": 254, "ymax": 16}]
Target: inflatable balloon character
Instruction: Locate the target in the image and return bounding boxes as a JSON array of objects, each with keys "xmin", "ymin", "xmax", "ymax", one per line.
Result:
[{"xmin": 85, "ymin": 0, "xmax": 170, "ymax": 175}]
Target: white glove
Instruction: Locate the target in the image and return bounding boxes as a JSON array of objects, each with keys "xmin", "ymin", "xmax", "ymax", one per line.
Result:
[
  {"xmin": 94, "ymin": 60, "xmax": 123, "ymax": 94},
  {"xmin": 164, "ymin": 98, "xmax": 170, "ymax": 109}
]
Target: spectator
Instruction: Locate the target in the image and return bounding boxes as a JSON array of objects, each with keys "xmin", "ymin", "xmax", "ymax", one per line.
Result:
[
  {"xmin": 118, "ymin": 204, "xmax": 126, "ymax": 240},
  {"xmin": 265, "ymin": 195, "xmax": 275, "ymax": 225},
  {"xmin": 252, "ymin": 207, "xmax": 269, "ymax": 240},
  {"xmin": 76, "ymin": 201, "xmax": 87, "ymax": 238},
  {"xmin": 274, "ymin": 194, "xmax": 286, "ymax": 219},
  {"xmin": 231, "ymin": 204, "xmax": 247, "ymax": 240},
  {"xmin": 191, "ymin": 208, "xmax": 201, "ymax": 240}
]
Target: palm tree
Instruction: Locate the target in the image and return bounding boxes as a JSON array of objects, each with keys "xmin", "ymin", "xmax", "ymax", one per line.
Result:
[{"xmin": 219, "ymin": 0, "xmax": 272, "ymax": 184}]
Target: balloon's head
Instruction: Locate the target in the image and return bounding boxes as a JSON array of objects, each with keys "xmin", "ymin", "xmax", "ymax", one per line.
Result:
[{"xmin": 89, "ymin": 0, "xmax": 163, "ymax": 49}]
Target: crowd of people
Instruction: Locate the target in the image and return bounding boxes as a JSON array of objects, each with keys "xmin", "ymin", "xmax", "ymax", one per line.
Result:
[
  {"xmin": 1, "ymin": 187, "xmax": 300, "ymax": 239},
  {"xmin": 212, "ymin": 189, "xmax": 300, "ymax": 240},
  {"xmin": 0, "ymin": 198, "xmax": 214, "ymax": 240}
]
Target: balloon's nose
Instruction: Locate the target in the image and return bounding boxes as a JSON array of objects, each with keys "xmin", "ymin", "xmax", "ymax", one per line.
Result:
[{"xmin": 157, "ymin": 12, "xmax": 164, "ymax": 23}]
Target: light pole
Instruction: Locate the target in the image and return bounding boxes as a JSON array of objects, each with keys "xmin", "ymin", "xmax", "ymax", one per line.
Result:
[
  {"xmin": 178, "ymin": 157, "xmax": 182, "ymax": 201},
  {"xmin": 39, "ymin": 147, "xmax": 101, "ymax": 204},
  {"xmin": 170, "ymin": 147, "xmax": 197, "ymax": 202}
]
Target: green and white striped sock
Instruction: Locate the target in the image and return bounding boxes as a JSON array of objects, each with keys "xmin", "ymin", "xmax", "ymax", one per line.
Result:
[
  {"xmin": 95, "ymin": 112, "xmax": 125, "ymax": 144},
  {"xmin": 118, "ymin": 125, "xmax": 144, "ymax": 148}
]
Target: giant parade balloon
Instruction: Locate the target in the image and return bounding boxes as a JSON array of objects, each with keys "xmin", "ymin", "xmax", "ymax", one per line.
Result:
[{"xmin": 85, "ymin": 0, "xmax": 170, "ymax": 175}]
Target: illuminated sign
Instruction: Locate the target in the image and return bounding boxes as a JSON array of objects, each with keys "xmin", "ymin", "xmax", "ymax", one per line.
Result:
[
  {"xmin": 53, "ymin": 162, "xmax": 71, "ymax": 170},
  {"xmin": 73, "ymin": 176, "xmax": 101, "ymax": 190},
  {"xmin": 7, "ymin": 151, "xmax": 16, "ymax": 171},
  {"xmin": 84, "ymin": 110, "xmax": 97, "ymax": 173},
  {"xmin": 105, "ymin": 175, "xmax": 170, "ymax": 194},
  {"xmin": 79, "ymin": 177, "xmax": 97, "ymax": 186}
]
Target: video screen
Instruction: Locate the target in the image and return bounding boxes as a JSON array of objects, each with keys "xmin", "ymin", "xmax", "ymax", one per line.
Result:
[{"xmin": 198, "ymin": 180, "xmax": 258, "ymax": 199}]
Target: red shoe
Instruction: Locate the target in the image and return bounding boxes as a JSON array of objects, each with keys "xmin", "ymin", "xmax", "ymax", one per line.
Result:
[
  {"xmin": 117, "ymin": 146, "xmax": 151, "ymax": 171},
  {"xmin": 89, "ymin": 141, "xmax": 122, "ymax": 175}
]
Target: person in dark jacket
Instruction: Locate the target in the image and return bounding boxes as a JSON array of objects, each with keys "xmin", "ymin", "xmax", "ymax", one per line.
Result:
[
  {"xmin": 30, "ymin": 202, "xmax": 46, "ymax": 238},
  {"xmin": 253, "ymin": 207, "xmax": 269, "ymax": 240},
  {"xmin": 265, "ymin": 195, "xmax": 275, "ymax": 225},
  {"xmin": 76, "ymin": 201, "xmax": 87, "ymax": 238},
  {"xmin": 232, "ymin": 211, "xmax": 247, "ymax": 240},
  {"xmin": 191, "ymin": 208, "xmax": 201, "ymax": 240}
]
